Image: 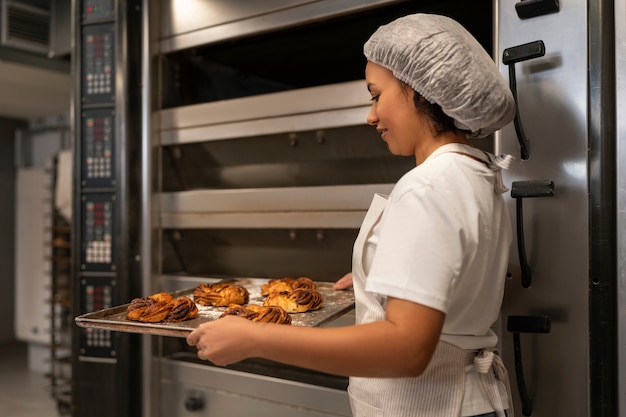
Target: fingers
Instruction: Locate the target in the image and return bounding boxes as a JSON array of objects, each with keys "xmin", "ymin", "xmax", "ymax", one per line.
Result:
[
  {"xmin": 333, "ymin": 272, "xmax": 353, "ymax": 290},
  {"xmin": 185, "ymin": 316, "xmax": 252, "ymax": 366},
  {"xmin": 186, "ymin": 328, "xmax": 200, "ymax": 346}
]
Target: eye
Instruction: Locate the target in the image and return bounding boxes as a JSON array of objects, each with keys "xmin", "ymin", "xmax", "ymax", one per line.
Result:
[{"xmin": 370, "ymin": 95, "xmax": 380, "ymax": 102}]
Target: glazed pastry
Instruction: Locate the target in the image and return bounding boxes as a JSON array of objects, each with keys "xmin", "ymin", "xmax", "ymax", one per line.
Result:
[
  {"xmin": 193, "ymin": 283, "xmax": 249, "ymax": 306},
  {"xmin": 261, "ymin": 277, "xmax": 316, "ymax": 296},
  {"xmin": 220, "ymin": 304, "xmax": 292, "ymax": 325},
  {"xmin": 138, "ymin": 300, "xmax": 174, "ymax": 323},
  {"xmin": 126, "ymin": 293, "xmax": 197, "ymax": 323},
  {"xmin": 219, "ymin": 304, "xmax": 255, "ymax": 319},
  {"xmin": 246, "ymin": 304, "xmax": 292, "ymax": 324},
  {"xmin": 165, "ymin": 297, "xmax": 199, "ymax": 322},
  {"xmin": 263, "ymin": 288, "xmax": 323, "ymax": 313},
  {"xmin": 148, "ymin": 292, "xmax": 174, "ymax": 304},
  {"xmin": 126, "ymin": 292, "xmax": 173, "ymax": 322},
  {"xmin": 126, "ymin": 297, "xmax": 154, "ymax": 321}
]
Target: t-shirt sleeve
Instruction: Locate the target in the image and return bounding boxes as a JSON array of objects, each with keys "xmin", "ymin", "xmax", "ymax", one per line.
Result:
[{"xmin": 365, "ymin": 184, "xmax": 464, "ymax": 313}]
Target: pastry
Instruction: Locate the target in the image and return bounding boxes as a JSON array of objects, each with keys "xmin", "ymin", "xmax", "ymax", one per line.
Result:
[
  {"xmin": 165, "ymin": 297, "xmax": 199, "ymax": 322},
  {"xmin": 126, "ymin": 297, "xmax": 155, "ymax": 321},
  {"xmin": 126, "ymin": 292, "xmax": 173, "ymax": 322},
  {"xmin": 193, "ymin": 283, "xmax": 249, "ymax": 306},
  {"xmin": 261, "ymin": 277, "xmax": 316, "ymax": 296},
  {"xmin": 263, "ymin": 288, "xmax": 323, "ymax": 313},
  {"xmin": 126, "ymin": 292, "xmax": 197, "ymax": 323},
  {"xmin": 138, "ymin": 300, "xmax": 174, "ymax": 323},
  {"xmin": 220, "ymin": 304, "xmax": 292, "ymax": 325}
]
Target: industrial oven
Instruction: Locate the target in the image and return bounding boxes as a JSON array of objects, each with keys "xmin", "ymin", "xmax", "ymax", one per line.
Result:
[{"xmin": 71, "ymin": 0, "xmax": 620, "ymax": 416}]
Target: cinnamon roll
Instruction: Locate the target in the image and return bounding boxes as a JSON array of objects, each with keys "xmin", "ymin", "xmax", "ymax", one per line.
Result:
[
  {"xmin": 261, "ymin": 277, "xmax": 316, "ymax": 296},
  {"xmin": 220, "ymin": 304, "xmax": 292, "ymax": 325},
  {"xmin": 165, "ymin": 297, "xmax": 198, "ymax": 322},
  {"xmin": 193, "ymin": 283, "xmax": 249, "ymax": 307},
  {"xmin": 126, "ymin": 293, "xmax": 197, "ymax": 323},
  {"xmin": 263, "ymin": 288, "xmax": 323, "ymax": 313}
]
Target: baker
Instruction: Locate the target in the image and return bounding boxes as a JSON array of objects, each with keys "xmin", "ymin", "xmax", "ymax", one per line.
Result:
[{"xmin": 187, "ymin": 13, "xmax": 516, "ymax": 417}]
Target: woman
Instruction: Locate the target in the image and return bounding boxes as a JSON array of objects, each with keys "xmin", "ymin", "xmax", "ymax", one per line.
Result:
[{"xmin": 187, "ymin": 13, "xmax": 516, "ymax": 417}]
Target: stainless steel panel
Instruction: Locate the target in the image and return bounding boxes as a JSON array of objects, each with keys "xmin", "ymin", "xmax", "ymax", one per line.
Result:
[
  {"xmin": 616, "ymin": 0, "xmax": 626, "ymax": 412},
  {"xmin": 497, "ymin": 0, "xmax": 589, "ymax": 415},
  {"xmin": 159, "ymin": 0, "xmax": 403, "ymax": 53},
  {"xmin": 159, "ymin": 358, "xmax": 351, "ymax": 416},
  {"xmin": 49, "ymin": 0, "xmax": 71, "ymax": 58}
]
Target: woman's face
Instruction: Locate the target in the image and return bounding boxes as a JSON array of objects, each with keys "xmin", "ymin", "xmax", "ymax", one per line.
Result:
[{"xmin": 365, "ymin": 61, "xmax": 426, "ymax": 159}]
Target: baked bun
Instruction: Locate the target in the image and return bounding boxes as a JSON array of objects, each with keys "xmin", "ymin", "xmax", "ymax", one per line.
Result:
[
  {"xmin": 149, "ymin": 292, "xmax": 174, "ymax": 304},
  {"xmin": 220, "ymin": 304, "xmax": 291, "ymax": 325},
  {"xmin": 263, "ymin": 288, "xmax": 323, "ymax": 313},
  {"xmin": 126, "ymin": 297, "xmax": 155, "ymax": 321},
  {"xmin": 165, "ymin": 297, "xmax": 198, "ymax": 322},
  {"xmin": 126, "ymin": 293, "xmax": 197, "ymax": 323},
  {"xmin": 261, "ymin": 277, "xmax": 316, "ymax": 296},
  {"xmin": 193, "ymin": 283, "xmax": 249, "ymax": 307}
]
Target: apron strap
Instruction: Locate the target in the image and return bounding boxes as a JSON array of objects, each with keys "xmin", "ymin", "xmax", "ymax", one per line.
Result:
[
  {"xmin": 473, "ymin": 348, "xmax": 515, "ymax": 417},
  {"xmin": 427, "ymin": 143, "xmax": 515, "ymax": 194}
]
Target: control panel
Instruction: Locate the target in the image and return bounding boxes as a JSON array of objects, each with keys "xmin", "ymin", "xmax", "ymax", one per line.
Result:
[
  {"xmin": 80, "ymin": 193, "xmax": 115, "ymax": 271},
  {"xmin": 82, "ymin": 109, "xmax": 115, "ymax": 188},
  {"xmin": 82, "ymin": 0, "xmax": 115, "ymax": 23},
  {"xmin": 81, "ymin": 24, "xmax": 115, "ymax": 105},
  {"xmin": 76, "ymin": 0, "xmax": 117, "ymax": 362},
  {"xmin": 73, "ymin": 1, "xmax": 142, "ymax": 415},
  {"xmin": 79, "ymin": 276, "xmax": 116, "ymax": 358}
]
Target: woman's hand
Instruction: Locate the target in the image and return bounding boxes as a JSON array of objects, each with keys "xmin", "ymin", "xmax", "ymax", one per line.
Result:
[
  {"xmin": 186, "ymin": 315, "xmax": 258, "ymax": 366},
  {"xmin": 333, "ymin": 272, "xmax": 353, "ymax": 290}
]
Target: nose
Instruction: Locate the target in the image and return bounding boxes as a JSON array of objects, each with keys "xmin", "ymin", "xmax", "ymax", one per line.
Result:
[{"xmin": 366, "ymin": 104, "xmax": 378, "ymax": 126}]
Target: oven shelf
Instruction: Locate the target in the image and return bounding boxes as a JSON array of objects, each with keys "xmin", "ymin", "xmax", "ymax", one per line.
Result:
[
  {"xmin": 160, "ymin": 184, "xmax": 392, "ymax": 228},
  {"xmin": 160, "ymin": 81, "xmax": 370, "ymax": 146}
]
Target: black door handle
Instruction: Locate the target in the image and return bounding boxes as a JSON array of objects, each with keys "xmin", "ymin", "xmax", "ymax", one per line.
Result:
[
  {"xmin": 510, "ymin": 180, "xmax": 554, "ymax": 288},
  {"xmin": 515, "ymin": 0, "xmax": 560, "ymax": 19},
  {"xmin": 502, "ymin": 41, "xmax": 546, "ymax": 160},
  {"xmin": 507, "ymin": 315, "xmax": 552, "ymax": 416}
]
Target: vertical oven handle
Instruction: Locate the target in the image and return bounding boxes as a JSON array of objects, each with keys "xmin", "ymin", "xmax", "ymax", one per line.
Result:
[
  {"xmin": 511, "ymin": 180, "xmax": 555, "ymax": 288},
  {"xmin": 502, "ymin": 41, "xmax": 546, "ymax": 160},
  {"xmin": 507, "ymin": 315, "xmax": 552, "ymax": 416}
]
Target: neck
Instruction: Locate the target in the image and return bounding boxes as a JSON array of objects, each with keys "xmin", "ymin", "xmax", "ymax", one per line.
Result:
[{"xmin": 415, "ymin": 131, "xmax": 469, "ymax": 165}]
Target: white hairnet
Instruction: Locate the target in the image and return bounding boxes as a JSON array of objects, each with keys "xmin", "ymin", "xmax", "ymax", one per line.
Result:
[{"xmin": 364, "ymin": 14, "xmax": 515, "ymax": 138}]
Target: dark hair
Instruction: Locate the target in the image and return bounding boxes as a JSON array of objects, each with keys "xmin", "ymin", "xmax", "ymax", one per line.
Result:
[{"xmin": 399, "ymin": 82, "xmax": 465, "ymax": 136}]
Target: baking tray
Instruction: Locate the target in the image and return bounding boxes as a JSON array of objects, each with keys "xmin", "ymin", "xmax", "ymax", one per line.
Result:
[{"xmin": 75, "ymin": 278, "xmax": 355, "ymax": 338}]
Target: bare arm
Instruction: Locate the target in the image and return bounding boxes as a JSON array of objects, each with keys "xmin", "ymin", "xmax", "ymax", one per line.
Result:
[{"xmin": 187, "ymin": 297, "xmax": 444, "ymax": 378}]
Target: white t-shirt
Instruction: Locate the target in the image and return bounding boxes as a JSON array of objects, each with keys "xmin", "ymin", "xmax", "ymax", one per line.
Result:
[{"xmin": 360, "ymin": 144, "xmax": 512, "ymax": 415}]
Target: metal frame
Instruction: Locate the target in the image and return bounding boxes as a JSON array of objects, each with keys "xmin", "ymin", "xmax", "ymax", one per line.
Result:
[
  {"xmin": 587, "ymin": 0, "xmax": 618, "ymax": 415},
  {"xmin": 615, "ymin": 0, "xmax": 626, "ymax": 414},
  {"xmin": 497, "ymin": 0, "xmax": 592, "ymax": 415},
  {"xmin": 158, "ymin": 0, "xmax": 406, "ymax": 53}
]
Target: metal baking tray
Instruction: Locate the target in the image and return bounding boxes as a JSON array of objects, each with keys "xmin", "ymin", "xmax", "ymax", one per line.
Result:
[{"xmin": 75, "ymin": 278, "xmax": 355, "ymax": 338}]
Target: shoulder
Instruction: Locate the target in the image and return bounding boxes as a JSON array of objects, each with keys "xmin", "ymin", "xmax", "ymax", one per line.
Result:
[{"xmin": 392, "ymin": 153, "xmax": 470, "ymax": 197}]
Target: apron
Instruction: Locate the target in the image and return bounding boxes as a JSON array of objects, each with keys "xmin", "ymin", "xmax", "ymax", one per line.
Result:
[{"xmin": 347, "ymin": 146, "xmax": 515, "ymax": 417}]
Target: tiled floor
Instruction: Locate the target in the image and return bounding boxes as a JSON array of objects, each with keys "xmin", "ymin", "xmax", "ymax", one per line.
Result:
[{"xmin": 0, "ymin": 342, "xmax": 60, "ymax": 417}]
